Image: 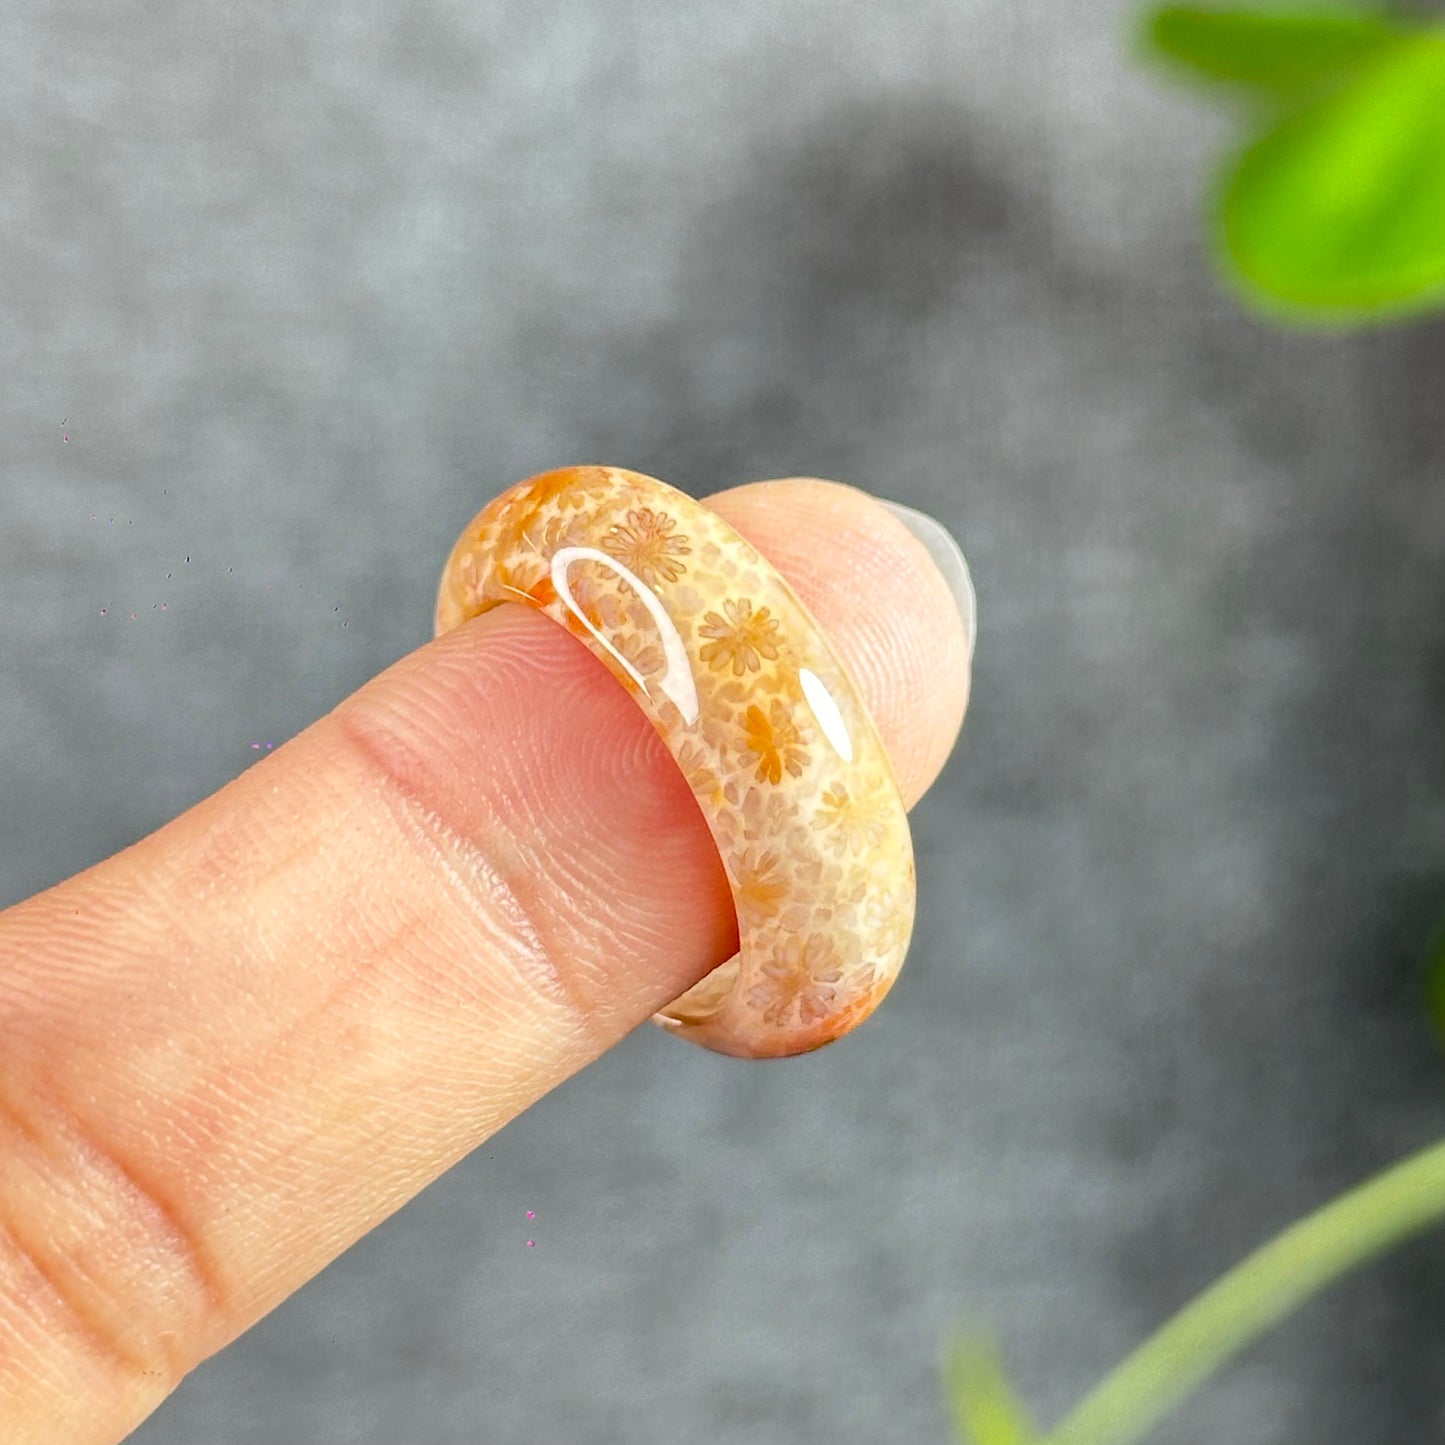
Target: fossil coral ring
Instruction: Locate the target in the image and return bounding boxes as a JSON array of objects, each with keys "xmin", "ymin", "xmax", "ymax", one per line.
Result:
[{"xmin": 434, "ymin": 467, "xmax": 916, "ymax": 1059}]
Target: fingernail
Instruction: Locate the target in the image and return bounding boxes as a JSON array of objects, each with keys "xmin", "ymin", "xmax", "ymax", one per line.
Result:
[{"xmin": 879, "ymin": 500, "xmax": 977, "ymax": 661}]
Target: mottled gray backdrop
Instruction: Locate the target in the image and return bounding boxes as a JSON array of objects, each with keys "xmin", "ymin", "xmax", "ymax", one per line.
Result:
[{"xmin": 5, "ymin": 2, "xmax": 1445, "ymax": 1442}]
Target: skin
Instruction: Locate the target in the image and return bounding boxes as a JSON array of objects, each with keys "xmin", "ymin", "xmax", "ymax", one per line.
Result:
[{"xmin": 0, "ymin": 477, "xmax": 972, "ymax": 1444}]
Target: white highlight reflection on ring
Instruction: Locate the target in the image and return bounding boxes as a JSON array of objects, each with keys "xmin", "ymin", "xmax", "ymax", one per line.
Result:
[
  {"xmin": 798, "ymin": 667, "xmax": 853, "ymax": 762},
  {"xmin": 550, "ymin": 546, "xmax": 700, "ymax": 724}
]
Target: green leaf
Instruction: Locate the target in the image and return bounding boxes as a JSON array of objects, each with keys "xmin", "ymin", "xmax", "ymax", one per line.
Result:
[
  {"xmin": 1216, "ymin": 31, "xmax": 1445, "ymax": 321},
  {"xmin": 1046, "ymin": 1139, "xmax": 1445, "ymax": 1445},
  {"xmin": 1142, "ymin": 6, "xmax": 1410, "ymax": 99},
  {"xmin": 941, "ymin": 1331, "xmax": 1039, "ymax": 1445}
]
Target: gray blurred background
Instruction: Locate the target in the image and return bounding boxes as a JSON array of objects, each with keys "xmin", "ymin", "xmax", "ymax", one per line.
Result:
[{"xmin": 5, "ymin": 2, "xmax": 1445, "ymax": 1441}]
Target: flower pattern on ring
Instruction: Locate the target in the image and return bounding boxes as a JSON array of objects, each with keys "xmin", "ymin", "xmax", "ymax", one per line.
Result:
[
  {"xmin": 747, "ymin": 932, "xmax": 844, "ymax": 1026},
  {"xmin": 698, "ymin": 597, "xmax": 784, "ymax": 675},
  {"xmin": 613, "ymin": 629, "xmax": 665, "ymax": 682},
  {"xmin": 601, "ymin": 506, "xmax": 692, "ymax": 585},
  {"xmin": 863, "ymin": 886, "xmax": 909, "ymax": 962},
  {"xmin": 675, "ymin": 739, "xmax": 719, "ymax": 795},
  {"xmin": 570, "ymin": 571, "xmax": 632, "ymax": 633},
  {"xmin": 732, "ymin": 847, "xmax": 789, "ymax": 928},
  {"xmin": 740, "ymin": 699, "xmax": 809, "ymax": 785},
  {"xmin": 813, "ymin": 781, "xmax": 886, "ymax": 858},
  {"xmin": 517, "ymin": 468, "xmax": 614, "ymax": 512}
]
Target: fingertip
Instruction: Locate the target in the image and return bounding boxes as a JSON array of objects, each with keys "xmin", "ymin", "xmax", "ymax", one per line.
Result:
[{"xmin": 704, "ymin": 477, "xmax": 973, "ymax": 805}]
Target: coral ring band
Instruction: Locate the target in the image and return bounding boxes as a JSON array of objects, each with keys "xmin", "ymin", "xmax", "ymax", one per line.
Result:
[{"xmin": 434, "ymin": 467, "xmax": 916, "ymax": 1059}]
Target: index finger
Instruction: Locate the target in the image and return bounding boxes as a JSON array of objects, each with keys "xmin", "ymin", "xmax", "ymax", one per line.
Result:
[{"xmin": 0, "ymin": 476, "xmax": 973, "ymax": 1444}]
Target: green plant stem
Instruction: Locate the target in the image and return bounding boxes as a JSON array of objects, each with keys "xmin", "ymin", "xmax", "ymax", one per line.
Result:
[{"xmin": 1044, "ymin": 1137, "xmax": 1445, "ymax": 1445}]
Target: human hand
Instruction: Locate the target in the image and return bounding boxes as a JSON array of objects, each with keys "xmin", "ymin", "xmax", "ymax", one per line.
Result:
[{"xmin": 0, "ymin": 476, "xmax": 974, "ymax": 1444}]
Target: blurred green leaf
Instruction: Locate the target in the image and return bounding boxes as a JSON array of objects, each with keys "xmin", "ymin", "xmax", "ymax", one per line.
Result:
[
  {"xmin": 1425, "ymin": 918, "xmax": 1445, "ymax": 1047},
  {"xmin": 1216, "ymin": 31, "xmax": 1445, "ymax": 320},
  {"xmin": 941, "ymin": 1332, "xmax": 1040, "ymax": 1445},
  {"xmin": 1143, "ymin": 6, "xmax": 1407, "ymax": 98}
]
